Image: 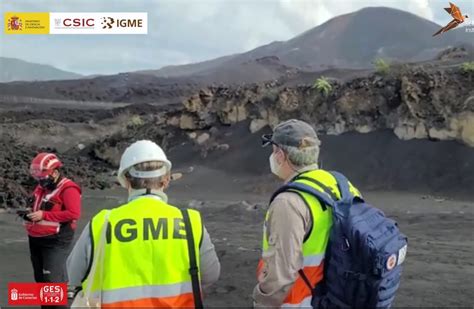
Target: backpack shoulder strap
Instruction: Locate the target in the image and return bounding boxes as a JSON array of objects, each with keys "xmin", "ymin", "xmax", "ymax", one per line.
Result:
[
  {"xmin": 181, "ymin": 209, "xmax": 203, "ymax": 309},
  {"xmin": 293, "ymin": 175, "xmax": 338, "ymax": 201},
  {"xmin": 329, "ymin": 171, "xmax": 353, "ymax": 203},
  {"xmin": 270, "ymin": 182, "xmax": 336, "ymax": 208}
]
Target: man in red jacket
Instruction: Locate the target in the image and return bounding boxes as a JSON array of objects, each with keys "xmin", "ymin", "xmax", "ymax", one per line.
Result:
[{"xmin": 24, "ymin": 153, "xmax": 81, "ymax": 286}]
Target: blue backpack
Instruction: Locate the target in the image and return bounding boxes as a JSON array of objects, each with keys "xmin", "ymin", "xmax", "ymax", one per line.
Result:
[{"xmin": 282, "ymin": 171, "xmax": 408, "ymax": 308}]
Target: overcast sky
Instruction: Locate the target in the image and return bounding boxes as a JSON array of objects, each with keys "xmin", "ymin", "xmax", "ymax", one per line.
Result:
[{"xmin": 1, "ymin": 0, "xmax": 473, "ymax": 75}]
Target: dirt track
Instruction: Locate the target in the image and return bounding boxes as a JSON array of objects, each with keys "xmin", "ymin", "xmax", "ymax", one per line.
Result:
[{"xmin": 0, "ymin": 167, "xmax": 473, "ymax": 307}]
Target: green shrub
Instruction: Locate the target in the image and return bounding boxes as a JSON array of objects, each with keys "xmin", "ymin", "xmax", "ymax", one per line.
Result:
[
  {"xmin": 127, "ymin": 115, "xmax": 144, "ymax": 127},
  {"xmin": 374, "ymin": 58, "xmax": 390, "ymax": 75},
  {"xmin": 313, "ymin": 76, "xmax": 332, "ymax": 97},
  {"xmin": 461, "ymin": 62, "xmax": 474, "ymax": 73}
]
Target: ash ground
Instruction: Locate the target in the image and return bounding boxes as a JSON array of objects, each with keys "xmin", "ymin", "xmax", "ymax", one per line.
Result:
[{"xmin": 0, "ymin": 167, "xmax": 472, "ymax": 307}]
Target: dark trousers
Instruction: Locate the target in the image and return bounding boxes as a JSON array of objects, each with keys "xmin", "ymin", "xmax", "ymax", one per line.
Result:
[{"xmin": 28, "ymin": 227, "xmax": 73, "ymax": 309}]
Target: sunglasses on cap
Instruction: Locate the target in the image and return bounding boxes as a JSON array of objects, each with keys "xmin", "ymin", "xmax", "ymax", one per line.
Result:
[{"xmin": 261, "ymin": 134, "xmax": 278, "ymax": 147}]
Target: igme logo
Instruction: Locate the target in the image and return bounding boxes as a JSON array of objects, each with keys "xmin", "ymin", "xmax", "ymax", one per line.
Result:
[
  {"xmin": 101, "ymin": 17, "xmax": 114, "ymax": 29},
  {"xmin": 101, "ymin": 16, "xmax": 144, "ymax": 29}
]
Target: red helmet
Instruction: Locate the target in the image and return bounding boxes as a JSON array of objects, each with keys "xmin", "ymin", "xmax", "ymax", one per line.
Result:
[{"xmin": 30, "ymin": 153, "xmax": 63, "ymax": 179}]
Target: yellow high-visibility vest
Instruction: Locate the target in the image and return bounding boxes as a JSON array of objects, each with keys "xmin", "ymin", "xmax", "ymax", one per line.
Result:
[
  {"xmin": 83, "ymin": 196, "xmax": 203, "ymax": 308},
  {"xmin": 259, "ymin": 169, "xmax": 361, "ymax": 308}
]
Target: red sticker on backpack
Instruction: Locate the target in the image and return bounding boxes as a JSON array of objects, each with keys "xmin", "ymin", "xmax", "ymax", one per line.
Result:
[{"xmin": 386, "ymin": 254, "xmax": 397, "ymax": 270}]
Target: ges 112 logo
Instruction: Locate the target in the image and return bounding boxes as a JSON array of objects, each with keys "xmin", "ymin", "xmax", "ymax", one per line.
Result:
[{"xmin": 39, "ymin": 285, "xmax": 64, "ymax": 303}]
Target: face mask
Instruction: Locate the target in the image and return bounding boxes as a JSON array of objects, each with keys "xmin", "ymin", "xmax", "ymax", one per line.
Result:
[
  {"xmin": 269, "ymin": 152, "xmax": 282, "ymax": 177},
  {"xmin": 38, "ymin": 176, "xmax": 57, "ymax": 191}
]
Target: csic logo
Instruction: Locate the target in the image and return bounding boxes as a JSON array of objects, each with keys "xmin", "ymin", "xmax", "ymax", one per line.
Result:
[
  {"xmin": 101, "ymin": 17, "xmax": 115, "ymax": 29},
  {"xmin": 7, "ymin": 16, "xmax": 23, "ymax": 31},
  {"xmin": 57, "ymin": 18, "xmax": 95, "ymax": 28}
]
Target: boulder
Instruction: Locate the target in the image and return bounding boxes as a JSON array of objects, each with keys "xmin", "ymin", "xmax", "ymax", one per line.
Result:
[
  {"xmin": 278, "ymin": 89, "xmax": 300, "ymax": 112},
  {"xmin": 196, "ymin": 133, "xmax": 210, "ymax": 145},
  {"xmin": 458, "ymin": 113, "xmax": 474, "ymax": 147},
  {"xmin": 171, "ymin": 173, "xmax": 183, "ymax": 181},
  {"xmin": 249, "ymin": 119, "xmax": 268, "ymax": 133},
  {"xmin": 166, "ymin": 116, "xmax": 180, "ymax": 127},
  {"xmin": 183, "ymin": 95, "xmax": 201, "ymax": 112},
  {"xmin": 394, "ymin": 122, "xmax": 428, "ymax": 140},
  {"xmin": 428, "ymin": 128, "xmax": 457, "ymax": 140},
  {"xmin": 188, "ymin": 200, "xmax": 205, "ymax": 209},
  {"xmin": 199, "ymin": 88, "xmax": 214, "ymax": 105},
  {"xmin": 355, "ymin": 125, "xmax": 372, "ymax": 134},
  {"xmin": 179, "ymin": 114, "xmax": 198, "ymax": 130},
  {"xmin": 215, "ymin": 144, "xmax": 230, "ymax": 151},
  {"xmin": 327, "ymin": 121, "xmax": 346, "ymax": 135},
  {"xmin": 209, "ymin": 126, "xmax": 220, "ymax": 136},
  {"xmin": 220, "ymin": 105, "xmax": 248, "ymax": 124}
]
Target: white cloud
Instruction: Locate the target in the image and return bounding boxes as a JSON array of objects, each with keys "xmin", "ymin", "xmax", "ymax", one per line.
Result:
[
  {"xmin": 0, "ymin": 0, "xmax": 444, "ymax": 75},
  {"xmin": 279, "ymin": 0, "xmax": 333, "ymax": 30}
]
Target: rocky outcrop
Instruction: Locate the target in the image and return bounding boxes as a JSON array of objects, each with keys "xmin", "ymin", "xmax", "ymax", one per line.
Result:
[
  {"xmin": 2, "ymin": 55, "xmax": 473, "ymax": 208},
  {"xmin": 436, "ymin": 45, "xmax": 472, "ymax": 61},
  {"xmin": 175, "ymin": 65, "xmax": 474, "ymax": 146}
]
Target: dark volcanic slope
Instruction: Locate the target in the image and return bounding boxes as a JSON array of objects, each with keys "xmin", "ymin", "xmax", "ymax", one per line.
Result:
[
  {"xmin": 190, "ymin": 56, "xmax": 299, "ymax": 84},
  {"xmin": 320, "ymin": 130, "xmax": 474, "ymax": 195},
  {"xmin": 166, "ymin": 122, "xmax": 474, "ymax": 197},
  {"xmin": 0, "ymin": 57, "xmax": 82, "ymax": 82},
  {"xmin": 145, "ymin": 7, "xmax": 473, "ymax": 79},
  {"xmin": 0, "ymin": 73, "xmax": 203, "ymax": 104},
  {"xmin": 1, "ymin": 8, "xmax": 472, "ymax": 103}
]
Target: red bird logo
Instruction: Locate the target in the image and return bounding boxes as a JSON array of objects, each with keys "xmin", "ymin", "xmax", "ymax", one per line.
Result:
[{"xmin": 433, "ymin": 2, "xmax": 469, "ymax": 36}]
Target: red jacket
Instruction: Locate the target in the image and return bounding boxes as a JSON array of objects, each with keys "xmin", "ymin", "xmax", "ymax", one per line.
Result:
[{"xmin": 25, "ymin": 178, "xmax": 81, "ymax": 237}]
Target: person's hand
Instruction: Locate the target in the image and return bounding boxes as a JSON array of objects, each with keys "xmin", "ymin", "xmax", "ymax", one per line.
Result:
[{"xmin": 27, "ymin": 210, "xmax": 44, "ymax": 222}]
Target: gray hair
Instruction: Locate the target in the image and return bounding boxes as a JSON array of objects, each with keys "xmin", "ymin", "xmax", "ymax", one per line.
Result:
[
  {"xmin": 125, "ymin": 161, "xmax": 168, "ymax": 190},
  {"xmin": 279, "ymin": 144, "xmax": 320, "ymax": 168}
]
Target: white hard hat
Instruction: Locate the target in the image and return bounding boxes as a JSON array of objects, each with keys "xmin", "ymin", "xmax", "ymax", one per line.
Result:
[{"xmin": 117, "ymin": 140, "xmax": 172, "ymax": 188}]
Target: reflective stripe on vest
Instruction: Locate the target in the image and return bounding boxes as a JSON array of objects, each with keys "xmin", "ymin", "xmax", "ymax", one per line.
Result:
[
  {"xmin": 33, "ymin": 220, "xmax": 60, "ymax": 226},
  {"xmin": 303, "ymin": 253, "xmax": 324, "ymax": 267},
  {"xmin": 259, "ymin": 169, "xmax": 361, "ymax": 308},
  {"xmin": 281, "ymin": 296, "xmax": 312, "ymax": 308},
  {"xmin": 83, "ymin": 196, "xmax": 203, "ymax": 308},
  {"xmin": 25, "ymin": 178, "xmax": 75, "ymax": 237},
  {"xmin": 99, "ymin": 282, "xmax": 192, "ymax": 303},
  {"xmin": 32, "ymin": 178, "xmax": 69, "ymax": 211}
]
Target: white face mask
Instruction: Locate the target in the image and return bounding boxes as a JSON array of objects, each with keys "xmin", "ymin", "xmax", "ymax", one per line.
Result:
[{"xmin": 269, "ymin": 152, "xmax": 282, "ymax": 177}]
